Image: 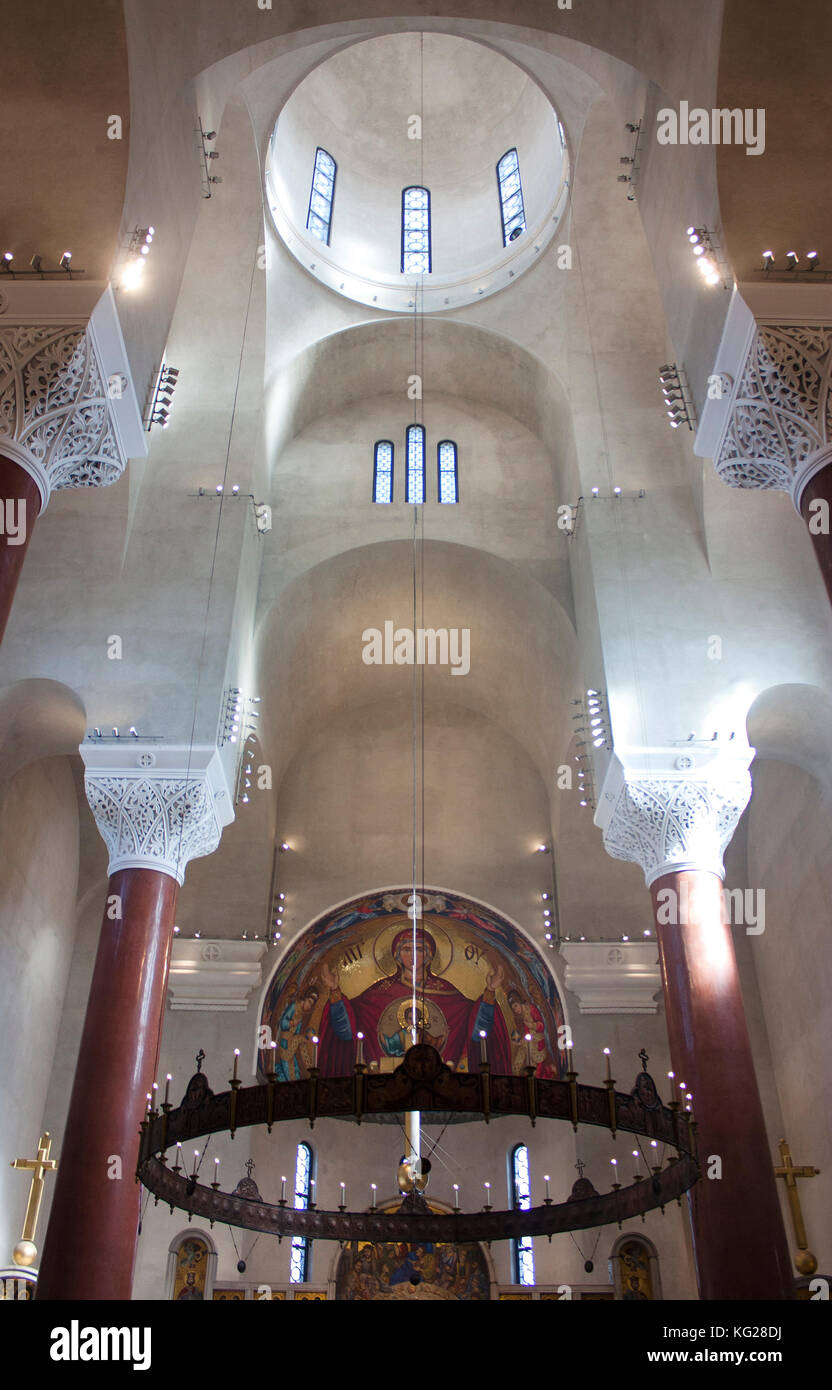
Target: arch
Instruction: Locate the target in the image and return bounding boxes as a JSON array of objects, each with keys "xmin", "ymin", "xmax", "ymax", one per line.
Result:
[
  {"xmin": 165, "ymin": 1228, "xmax": 217, "ymax": 1301},
  {"xmin": 608, "ymin": 1231, "xmax": 662, "ymax": 1300},
  {"xmin": 256, "ymin": 886, "xmax": 570, "ymax": 1087},
  {"xmin": 0, "ymin": 678, "xmax": 86, "ymax": 788},
  {"xmin": 746, "ymin": 683, "xmax": 832, "ymax": 792}
]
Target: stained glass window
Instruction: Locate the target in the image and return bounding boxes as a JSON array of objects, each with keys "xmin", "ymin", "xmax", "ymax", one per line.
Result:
[
  {"xmin": 497, "ymin": 149, "xmax": 526, "ymax": 247},
  {"xmin": 406, "ymin": 424, "xmax": 425, "ymax": 504},
  {"xmin": 306, "ymin": 149, "xmax": 336, "ymax": 245},
  {"xmin": 510, "ymin": 1143, "xmax": 535, "ymax": 1286},
  {"xmin": 290, "ymin": 1142, "xmax": 313, "ymax": 1282},
  {"xmin": 373, "ymin": 440, "xmax": 394, "ymax": 504},
  {"xmin": 437, "ymin": 440, "xmax": 459, "ymax": 504},
  {"xmin": 401, "ymin": 187, "xmax": 431, "ymax": 274}
]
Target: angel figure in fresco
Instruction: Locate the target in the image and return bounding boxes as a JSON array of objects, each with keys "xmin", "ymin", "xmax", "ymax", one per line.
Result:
[
  {"xmin": 275, "ymin": 983, "xmax": 320, "ymax": 1081},
  {"xmin": 317, "ymin": 926, "xmax": 511, "ymax": 1075},
  {"xmin": 507, "ymin": 988, "xmax": 558, "ymax": 1077}
]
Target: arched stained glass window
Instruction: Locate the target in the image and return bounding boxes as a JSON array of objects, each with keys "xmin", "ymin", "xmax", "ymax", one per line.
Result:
[
  {"xmin": 401, "ymin": 187, "xmax": 432, "ymax": 274},
  {"xmin": 306, "ymin": 148, "xmax": 336, "ymax": 245},
  {"xmin": 510, "ymin": 1143, "xmax": 535, "ymax": 1286},
  {"xmin": 373, "ymin": 440, "xmax": 394, "ymax": 504},
  {"xmin": 437, "ymin": 440, "xmax": 459, "ymax": 504},
  {"xmin": 497, "ymin": 149, "xmax": 526, "ymax": 247},
  {"xmin": 290, "ymin": 1142, "xmax": 313, "ymax": 1282},
  {"xmin": 406, "ymin": 424, "xmax": 425, "ymax": 504}
]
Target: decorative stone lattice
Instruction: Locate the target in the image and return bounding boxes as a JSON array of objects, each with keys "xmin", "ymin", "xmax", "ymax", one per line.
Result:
[
  {"xmin": 0, "ymin": 325, "xmax": 124, "ymax": 503},
  {"xmin": 85, "ymin": 774, "xmax": 223, "ymax": 884},
  {"xmin": 715, "ymin": 324, "xmax": 832, "ymax": 491},
  {"xmin": 601, "ymin": 771, "xmax": 751, "ymax": 886}
]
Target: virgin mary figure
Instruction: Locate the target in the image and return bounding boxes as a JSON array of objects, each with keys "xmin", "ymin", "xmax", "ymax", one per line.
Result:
[{"xmin": 317, "ymin": 925, "xmax": 511, "ymax": 1075}]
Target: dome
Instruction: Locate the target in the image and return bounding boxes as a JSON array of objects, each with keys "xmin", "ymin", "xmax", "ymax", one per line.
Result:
[{"xmin": 265, "ymin": 32, "xmax": 570, "ymax": 312}]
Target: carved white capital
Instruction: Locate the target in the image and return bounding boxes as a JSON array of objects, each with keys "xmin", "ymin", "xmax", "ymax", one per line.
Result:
[
  {"xmin": 713, "ymin": 322, "xmax": 832, "ymax": 507},
  {"xmin": 81, "ymin": 744, "xmax": 234, "ymax": 885},
  {"xmin": 594, "ymin": 746, "xmax": 754, "ymax": 887},
  {"xmin": 0, "ymin": 323, "xmax": 126, "ymax": 510}
]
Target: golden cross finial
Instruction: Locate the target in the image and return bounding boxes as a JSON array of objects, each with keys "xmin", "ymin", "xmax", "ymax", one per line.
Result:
[
  {"xmin": 774, "ymin": 1137, "xmax": 820, "ymax": 1275},
  {"xmin": 9, "ymin": 1132, "xmax": 58, "ymax": 1267}
]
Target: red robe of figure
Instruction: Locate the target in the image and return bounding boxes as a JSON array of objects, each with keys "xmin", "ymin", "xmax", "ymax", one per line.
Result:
[{"xmin": 317, "ymin": 926, "xmax": 511, "ymax": 1076}]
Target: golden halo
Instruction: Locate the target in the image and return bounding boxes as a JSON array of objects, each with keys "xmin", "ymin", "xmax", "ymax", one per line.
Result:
[
  {"xmin": 396, "ymin": 999, "xmax": 427, "ymax": 1030},
  {"xmin": 372, "ymin": 915, "xmax": 454, "ymax": 978}
]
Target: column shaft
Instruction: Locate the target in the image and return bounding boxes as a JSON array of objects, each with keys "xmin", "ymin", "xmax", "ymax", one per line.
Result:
[
  {"xmin": 36, "ymin": 868, "xmax": 177, "ymax": 1301},
  {"xmin": 651, "ymin": 869, "xmax": 793, "ymax": 1300},
  {"xmin": 799, "ymin": 460, "xmax": 832, "ymax": 608},
  {"xmin": 0, "ymin": 454, "xmax": 41, "ymax": 644}
]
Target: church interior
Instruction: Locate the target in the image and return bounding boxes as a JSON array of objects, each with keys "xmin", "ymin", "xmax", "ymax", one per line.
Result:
[{"xmin": 1, "ymin": 0, "xmax": 831, "ymax": 1312}]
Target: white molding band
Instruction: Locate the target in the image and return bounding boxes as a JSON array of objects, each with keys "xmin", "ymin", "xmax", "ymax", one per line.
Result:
[
  {"xmin": 0, "ymin": 320, "xmax": 128, "ymax": 511},
  {"xmin": 594, "ymin": 746, "xmax": 754, "ymax": 888},
  {"xmin": 81, "ymin": 744, "xmax": 235, "ymax": 885},
  {"xmin": 168, "ymin": 939, "xmax": 267, "ymax": 1011},
  {"xmin": 558, "ymin": 941, "xmax": 661, "ymax": 1015}
]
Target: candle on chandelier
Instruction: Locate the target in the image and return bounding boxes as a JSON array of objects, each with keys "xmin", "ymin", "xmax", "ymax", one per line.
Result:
[
  {"xmin": 340, "ymin": 1180, "xmax": 346, "ymax": 1207},
  {"xmin": 479, "ymin": 1029, "xmax": 488, "ymax": 1064},
  {"xmin": 524, "ymin": 1032, "xmax": 533, "ymax": 1067},
  {"xmin": 564, "ymin": 1040, "xmax": 574, "ymax": 1071},
  {"xmin": 214, "ymin": 1156, "xmax": 220, "ymax": 1177},
  {"xmin": 483, "ymin": 1180, "xmax": 491, "ymax": 1206},
  {"xmin": 544, "ymin": 1173, "xmax": 551, "ymax": 1201},
  {"xmin": 453, "ymin": 1183, "xmax": 460, "ymax": 1211},
  {"xmin": 151, "ymin": 1081, "xmax": 159, "ymax": 1107},
  {"xmin": 371, "ymin": 1183, "xmax": 377, "ymax": 1209},
  {"xmin": 309, "ymin": 1178, "xmax": 316, "ymax": 1204},
  {"xmin": 356, "ymin": 1031, "xmax": 365, "ymax": 1065},
  {"xmin": 164, "ymin": 1073, "xmax": 171, "ymax": 1106},
  {"xmin": 232, "ymin": 1048, "xmax": 240, "ymax": 1081},
  {"xmin": 312, "ymin": 1035, "xmax": 319, "ymax": 1068},
  {"xmin": 632, "ymin": 1148, "xmax": 642, "ymax": 1176},
  {"xmin": 192, "ymin": 1149, "xmax": 200, "ymax": 1178},
  {"xmin": 269, "ymin": 1041, "xmax": 277, "ymax": 1074},
  {"xmin": 603, "ymin": 1046, "xmax": 612, "ymax": 1082},
  {"xmin": 280, "ymin": 1175, "xmax": 286, "ymax": 1202},
  {"xmin": 145, "ymin": 1092, "xmax": 152, "ymax": 1115},
  {"xmin": 667, "ymin": 1070, "xmax": 675, "ymax": 1104},
  {"xmin": 686, "ymin": 1092, "xmax": 695, "ymax": 1120}
]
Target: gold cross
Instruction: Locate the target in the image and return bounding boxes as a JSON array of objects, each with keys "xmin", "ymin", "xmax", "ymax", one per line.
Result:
[
  {"xmin": 774, "ymin": 1137, "xmax": 820, "ymax": 1271},
  {"xmin": 10, "ymin": 1132, "xmax": 58, "ymax": 1253}
]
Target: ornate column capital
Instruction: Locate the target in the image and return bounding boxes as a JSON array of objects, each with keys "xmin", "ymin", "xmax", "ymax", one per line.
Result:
[
  {"xmin": 594, "ymin": 746, "xmax": 754, "ymax": 887},
  {"xmin": 0, "ymin": 323, "xmax": 126, "ymax": 511},
  {"xmin": 81, "ymin": 745, "xmax": 235, "ymax": 885},
  {"xmin": 713, "ymin": 321, "xmax": 832, "ymax": 510}
]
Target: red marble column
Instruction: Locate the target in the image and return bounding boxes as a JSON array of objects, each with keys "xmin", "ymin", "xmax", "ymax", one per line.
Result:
[
  {"xmin": 0, "ymin": 454, "xmax": 41, "ymax": 645},
  {"xmin": 798, "ymin": 460, "xmax": 832, "ymax": 609},
  {"xmin": 651, "ymin": 869, "xmax": 794, "ymax": 1300},
  {"xmin": 36, "ymin": 868, "xmax": 178, "ymax": 1301}
]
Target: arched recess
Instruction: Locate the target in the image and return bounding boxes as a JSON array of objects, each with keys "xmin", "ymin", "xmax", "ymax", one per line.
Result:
[
  {"xmin": 746, "ymin": 682, "xmax": 832, "ymax": 794},
  {"xmin": 165, "ymin": 1229, "xmax": 218, "ymax": 1301},
  {"xmin": 255, "ymin": 886, "xmax": 569, "ymax": 1088},
  {"xmin": 329, "ymin": 1196, "xmax": 496, "ymax": 1300},
  {"xmin": 609, "ymin": 1231, "xmax": 662, "ymax": 1300},
  {"xmin": 0, "ymin": 678, "xmax": 86, "ymax": 789}
]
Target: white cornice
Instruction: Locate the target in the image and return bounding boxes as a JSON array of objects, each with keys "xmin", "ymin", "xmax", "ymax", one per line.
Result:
[
  {"xmin": 168, "ymin": 939, "xmax": 268, "ymax": 1012},
  {"xmin": 559, "ymin": 941, "xmax": 661, "ymax": 1015}
]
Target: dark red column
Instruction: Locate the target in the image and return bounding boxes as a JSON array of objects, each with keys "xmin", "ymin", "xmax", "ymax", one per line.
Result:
[
  {"xmin": 0, "ymin": 454, "xmax": 41, "ymax": 645},
  {"xmin": 651, "ymin": 869, "xmax": 793, "ymax": 1300},
  {"xmin": 36, "ymin": 868, "xmax": 178, "ymax": 1301},
  {"xmin": 799, "ymin": 459, "xmax": 832, "ymax": 608}
]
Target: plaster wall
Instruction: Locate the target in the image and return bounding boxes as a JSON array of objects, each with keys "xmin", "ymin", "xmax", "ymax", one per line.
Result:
[{"xmin": 0, "ymin": 756, "xmax": 80, "ymax": 1263}]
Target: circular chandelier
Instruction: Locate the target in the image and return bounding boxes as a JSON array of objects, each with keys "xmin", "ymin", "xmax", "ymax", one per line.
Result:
[{"xmin": 137, "ymin": 1045, "xmax": 699, "ymax": 1243}]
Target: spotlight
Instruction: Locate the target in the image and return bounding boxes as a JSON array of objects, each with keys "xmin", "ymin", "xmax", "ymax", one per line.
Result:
[
  {"xmin": 30, "ymin": 254, "xmax": 42, "ymax": 271},
  {"xmin": 129, "ymin": 726, "xmax": 138, "ymax": 737},
  {"xmin": 591, "ymin": 486, "xmax": 600, "ymax": 496},
  {"xmin": 216, "ymin": 484, "xmax": 223, "ymax": 494},
  {"xmin": 1, "ymin": 251, "xmax": 13, "ymax": 270},
  {"xmin": 60, "ymin": 251, "xmax": 72, "ymax": 271},
  {"xmin": 231, "ymin": 484, "xmax": 240, "ymax": 494},
  {"xmin": 786, "ymin": 251, "xmax": 799, "ymax": 270},
  {"xmin": 762, "ymin": 250, "xmax": 774, "ymax": 270},
  {"xmin": 807, "ymin": 251, "xmax": 819, "ymax": 268}
]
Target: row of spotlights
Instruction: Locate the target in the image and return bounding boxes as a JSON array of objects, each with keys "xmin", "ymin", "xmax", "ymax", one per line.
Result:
[
  {"xmin": 2, "ymin": 250, "xmax": 74, "ymax": 272},
  {"xmin": 685, "ymin": 226, "xmax": 721, "ymax": 288},
  {"xmin": 762, "ymin": 249, "xmax": 819, "ymax": 270}
]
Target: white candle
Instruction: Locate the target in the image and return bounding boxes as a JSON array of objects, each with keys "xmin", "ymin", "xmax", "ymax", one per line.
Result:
[
  {"xmin": 164, "ymin": 1073, "xmax": 171, "ymax": 1105},
  {"xmin": 484, "ymin": 1180, "xmax": 491, "ymax": 1205},
  {"xmin": 269, "ymin": 1042, "xmax": 276, "ymax": 1074},
  {"xmin": 603, "ymin": 1046, "xmax": 612, "ymax": 1081},
  {"xmin": 312, "ymin": 1035, "xmax": 319, "ymax": 1068},
  {"xmin": 371, "ymin": 1183, "xmax": 377, "ymax": 1209},
  {"xmin": 233, "ymin": 1048, "xmax": 240, "ymax": 1081},
  {"xmin": 280, "ymin": 1175, "xmax": 286, "ymax": 1201},
  {"xmin": 356, "ymin": 1031, "xmax": 364, "ymax": 1065},
  {"xmin": 479, "ymin": 1029, "xmax": 488, "ymax": 1064},
  {"xmin": 544, "ymin": 1173, "xmax": 551, "ymax": 1200},
  {"xmin": 340, "ymin": 1180, "xmax": 346, "ymax": 1206},
  {"xmin": 525, "ymin": 1032, "xmax": 533, "ymax": 1067},
  {"xmin": 453, "ymin": 1183, "xmax": 460, "ymax": 1211},
  {"xmin": 214, "ymin": 1157, "xmax": 220, "ymax": 1179}
]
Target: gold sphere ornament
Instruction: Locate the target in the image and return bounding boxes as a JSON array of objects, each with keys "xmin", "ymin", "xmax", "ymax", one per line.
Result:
[
  {"xmin": 12, "ymin": 1239, "xmax": 37, "ymax": 1268},
  {"xmin": 794, "ymin": 1249, "xmax": 818, "ymax": 1276}
]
